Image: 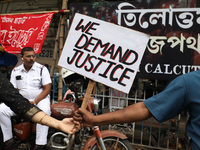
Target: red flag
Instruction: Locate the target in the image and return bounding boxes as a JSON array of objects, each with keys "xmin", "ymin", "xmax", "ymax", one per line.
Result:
[{"xmin": 1, "ymin": 12, "xmax": 55, "ymax": 54}]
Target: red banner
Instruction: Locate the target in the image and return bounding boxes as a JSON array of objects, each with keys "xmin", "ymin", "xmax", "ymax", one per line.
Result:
[{"xmin": 0, "ymin": 12, "xmax": 54, "ymax": 54}]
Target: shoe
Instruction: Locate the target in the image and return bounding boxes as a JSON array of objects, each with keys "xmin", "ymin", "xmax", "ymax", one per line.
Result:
[
  {"xmin": 34, "ymin": 145, "xmax": 46, "ymax": 150},
  {"xmin": 4, "ymin": 139, "xmax": 19, "ymax": 150}
]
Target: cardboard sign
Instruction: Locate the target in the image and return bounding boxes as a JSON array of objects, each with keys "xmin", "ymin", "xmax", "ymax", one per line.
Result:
[{"xmin": 58, "ymin": 13, "xmax": 149, "ymax": 93}]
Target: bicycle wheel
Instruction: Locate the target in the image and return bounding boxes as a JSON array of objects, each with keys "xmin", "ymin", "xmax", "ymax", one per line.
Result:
[{"xmin": 91, "ymin": 137, "xmax": 132, "ymax": 150}]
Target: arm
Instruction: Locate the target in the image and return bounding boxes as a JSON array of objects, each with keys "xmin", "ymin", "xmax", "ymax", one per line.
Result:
[
  {"xmin": 74, "ymin": 102, "xmax": 152, "ymax": 127},
  {"xmin": 32, "ymin": 66, "xmax": 51, "ymax": 104},
  {"xmin": 31, "ymin": 111, "xmax": 76, "ymax": 134},
  {"xmin": 32, "ymin": 83, "xmax": 51, "ymax": 104}
]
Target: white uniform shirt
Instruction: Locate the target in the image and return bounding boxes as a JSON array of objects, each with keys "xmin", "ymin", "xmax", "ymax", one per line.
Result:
[{"xmin": 10, "ymin": 62, "xmax": 52, "ymax": 101}]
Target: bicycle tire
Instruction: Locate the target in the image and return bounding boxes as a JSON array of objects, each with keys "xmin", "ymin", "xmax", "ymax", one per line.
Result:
[{"xmin": 91, "ymin": 137, "xmax": 132, "ymax": 150}]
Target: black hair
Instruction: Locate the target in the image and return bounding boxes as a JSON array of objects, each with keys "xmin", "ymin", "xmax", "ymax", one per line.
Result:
[{"xmin": 21, "ymin": 47, "xmax": 34, "ymax": 56}]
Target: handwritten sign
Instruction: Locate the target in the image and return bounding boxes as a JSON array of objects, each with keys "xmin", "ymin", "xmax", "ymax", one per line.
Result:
[{"xmin": 58, "ymin": 13, "xmax": 149, "ymax": 93}]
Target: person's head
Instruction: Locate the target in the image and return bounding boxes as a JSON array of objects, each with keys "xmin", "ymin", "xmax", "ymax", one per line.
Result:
[{"xmin": 21, "ymin": 47, "xmax": 36, "ymax": 70}]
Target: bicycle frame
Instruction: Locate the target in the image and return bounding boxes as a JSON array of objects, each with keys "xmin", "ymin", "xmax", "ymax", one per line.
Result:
[{"xmin": 83, "ymin": 127, "xmax": 128, "ymax": 150}]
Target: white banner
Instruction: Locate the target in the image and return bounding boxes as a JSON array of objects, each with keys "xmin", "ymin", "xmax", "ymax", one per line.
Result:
[{"xmin": 58, "ymin": 13, "xmax": 149, "ymax": 93}]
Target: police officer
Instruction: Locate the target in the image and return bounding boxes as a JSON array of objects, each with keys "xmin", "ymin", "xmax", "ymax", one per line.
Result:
[
  {"xmin": 0, "ymin": 72, "xmax": 76, "ymax": 149},
  {"xmin": 0, "ymin": 47, "xmax": 51, "ymax": 150}
]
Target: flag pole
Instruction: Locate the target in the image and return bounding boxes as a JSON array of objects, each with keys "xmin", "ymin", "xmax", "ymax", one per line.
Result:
[
  {"xmin": 50, "ymin": 21, "xmax": 61, "ymax": 81},
  {"xmin": 58, "ymin": 0, "xmax": 68, "ymax": 102}
]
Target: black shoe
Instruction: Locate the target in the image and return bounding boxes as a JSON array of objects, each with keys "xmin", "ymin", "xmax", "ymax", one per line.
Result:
[
  {"xmin": 34, "ymin": 145, "xmax": 46, "ymax": 150},
  {"xmin": 4, "ymin": 139, "xmax": 19, "ymax": 150}
]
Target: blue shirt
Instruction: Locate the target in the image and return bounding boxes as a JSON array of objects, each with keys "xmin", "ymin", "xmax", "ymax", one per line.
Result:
[{"xmin": 144, "ymin": 70, "xmax": 200, "ymax": 150}]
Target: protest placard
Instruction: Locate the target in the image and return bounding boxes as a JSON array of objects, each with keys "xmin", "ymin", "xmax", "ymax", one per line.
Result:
[{"xmin": 58, "ymin": 13, "xmax": 149, "ymax": 94}]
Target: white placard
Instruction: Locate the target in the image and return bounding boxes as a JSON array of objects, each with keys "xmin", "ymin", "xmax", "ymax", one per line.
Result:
[{"xmin": 58, "ymin": 13, "xmax": 149, "ymax": 93}]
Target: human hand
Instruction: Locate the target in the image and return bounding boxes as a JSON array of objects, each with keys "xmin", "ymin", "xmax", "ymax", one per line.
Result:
[
  {"xmin": 58, "ymin": 118, "xmax": 78, "ymax": 134},
  {"xmin": 73, "ymin": 108, "xmax": 95, "ymax": 127}
]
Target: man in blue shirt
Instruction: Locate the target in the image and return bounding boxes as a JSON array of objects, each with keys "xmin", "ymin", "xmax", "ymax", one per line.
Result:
[{"xmin": 74, "ymin": 70, "xmax": 200, "ymax": 150}]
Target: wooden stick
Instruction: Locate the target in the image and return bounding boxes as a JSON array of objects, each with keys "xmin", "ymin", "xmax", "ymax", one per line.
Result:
[
  {"xmin": 81, "ymin": 80, "xmax": 96, "ymax": 109},
  {"xmin": 1, "ymin": 9, "xmax": 70, "ymax": 16},
  {"xmin": 50, "ymin": 20, "xmax": 61, "ymax": 80},
  {"xmin": 58, "ymin": 0, "xmax": 68, "ymax": 101}
]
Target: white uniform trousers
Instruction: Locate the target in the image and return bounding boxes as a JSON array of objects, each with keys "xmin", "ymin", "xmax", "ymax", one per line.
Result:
[{"xmin": 0, "ymin": 98, "xmax": 51, "ymax": 145}]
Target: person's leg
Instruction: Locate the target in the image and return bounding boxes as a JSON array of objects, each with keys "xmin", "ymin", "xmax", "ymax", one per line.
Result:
[
  {"xmin": 35, "ymin": 99, "xmax": 51, "ymax": 146},
  {"xmin": 0, "ymin": 103, "xmax": 18, "ymax": 149},
  {"xmin": 0, "ymin": 103, "xmax": 16, "ymax": 142}
]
